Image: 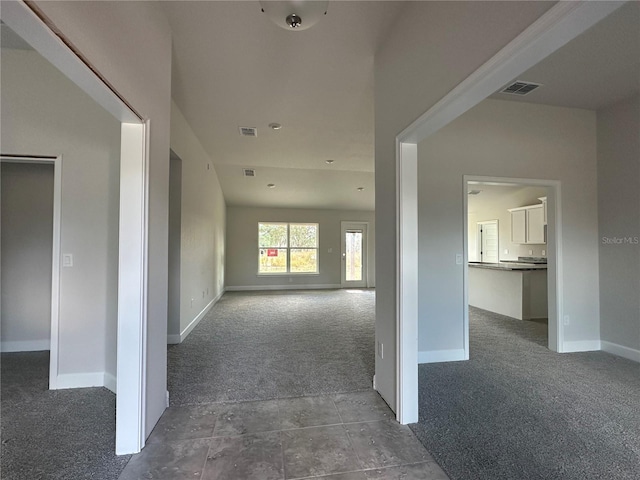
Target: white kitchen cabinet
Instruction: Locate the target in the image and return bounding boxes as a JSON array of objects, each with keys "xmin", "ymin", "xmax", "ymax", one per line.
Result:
[
  {"xmin": 538, "ymin": 196, "xmax": 547, "ymax": 225},
  {"xmin": 509, "ymin": 203, "xmax": 546, "ymax": 244},
  {"xmin": 510, "ymin": 209, "xmax": 526, "ymax": 244}
]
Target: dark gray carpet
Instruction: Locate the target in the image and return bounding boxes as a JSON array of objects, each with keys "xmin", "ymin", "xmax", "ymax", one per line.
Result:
[
  {"xmin": 168, "ymin": 289, "xmax": 375, "ymax": 405},
  {"xmin": 1, "ymin": 351, "xmax": 130, "ymax": 480},
  {"xmin": 410, "ymin": 307, "xmax": 640, "ymax": 480}
]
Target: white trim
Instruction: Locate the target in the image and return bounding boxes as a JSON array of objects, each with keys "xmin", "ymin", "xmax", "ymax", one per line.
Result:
[
  {"xmin": 396, "ymin": 142, "xmax": 419, "ymax": 425},
  {"xmin": 167, "ymin": 290, "xmax": 224, "ymax": 345},
  {"xmin": 394, "ymin": 0, "xmax": 622, "ymax": 429},
  {"xmin": 116, "ymin": 122, "xmax": 148, "ymax": 455},
  {"xmin": 226, "ymin": 284, "xmax": 341, "ymax": 292},
  {"xmin": 601, "ymin": 341, "xmax": 640, "ymax": 363},
  {"xmin": 55, "ymin": 372, "xmax": 106, "ymax": 389},
  {"xmin": 0, "ymin": 340, "xmax": 51, "ymax": 353},
  {"xmin": 104, "ymin": 373, "xmax": 117, "ymax": 394},
  {"xmin": 418, "ymin": 349, "xmax": 467, "ymax": 364},
  {"xmin": 562, "ymin": 340, "xmax": 602, "ymax": 353}
]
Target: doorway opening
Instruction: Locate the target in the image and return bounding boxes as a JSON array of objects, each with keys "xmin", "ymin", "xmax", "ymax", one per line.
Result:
[
  {"xmin": 0, "ymin": 156, "xmax": 60, "ymax": 372},
  {"xmin": 465, "ymin": 180, "xmax": 555, "ymax": 353}
]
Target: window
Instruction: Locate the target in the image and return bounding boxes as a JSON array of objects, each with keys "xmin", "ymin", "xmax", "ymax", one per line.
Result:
[{"xmin": 259, "ymin": 222, "xmax": 318, "ymax": 274}]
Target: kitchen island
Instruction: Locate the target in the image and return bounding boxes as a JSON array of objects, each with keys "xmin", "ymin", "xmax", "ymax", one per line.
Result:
[{"xmin": 469, "ymin": 262, "xmax": 547, "ymax": 320}]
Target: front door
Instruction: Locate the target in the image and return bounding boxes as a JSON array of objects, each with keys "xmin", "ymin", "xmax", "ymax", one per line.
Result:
[{"xmin": 341, "ymin": 222, "xmax": 368, "ymax": 288}]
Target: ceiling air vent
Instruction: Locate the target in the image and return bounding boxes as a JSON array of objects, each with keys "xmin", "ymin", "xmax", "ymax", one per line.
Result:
[
  {"xmin": 242, "ymin": 168, "xmax": 256, "ymax": 177},
  {"xmin": 500, "ymin": 81, "xmax": 542, "ymax": 96},
  {"xmin": 238, "ymin": 126, "xmax": 257, "ymax": 137}
]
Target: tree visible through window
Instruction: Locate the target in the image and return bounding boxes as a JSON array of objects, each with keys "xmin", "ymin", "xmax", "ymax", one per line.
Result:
[{"xmin": 259, "ymin": 222, "xmax": 318, "ymax": 274}]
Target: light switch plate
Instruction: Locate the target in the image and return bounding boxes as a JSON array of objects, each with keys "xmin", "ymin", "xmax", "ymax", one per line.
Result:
[
  {"xmin": 62, "ymin": 254, "xmax": 73, "ymax": 267},
  {"xmin": 455, "ymin": 254, "xmax": 463, "ymax": 265}
]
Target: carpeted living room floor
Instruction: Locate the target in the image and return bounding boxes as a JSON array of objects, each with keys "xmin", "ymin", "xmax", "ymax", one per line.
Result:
[
  {"xmin": 167, "ymin": 289, "xmax": 376, "ymax": 405},
  {"xmin": 410, "ymin": 306, "xmax": 640, "ymax": 480}
]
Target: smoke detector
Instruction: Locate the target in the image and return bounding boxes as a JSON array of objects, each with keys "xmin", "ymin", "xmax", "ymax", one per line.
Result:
[
  {"xmin": 499, "ymin": 81, "xmax": 542, "ymax": 96},
  {"xmin": 239, "ymin": 126, "xmax": 257, "ymax": 137}
]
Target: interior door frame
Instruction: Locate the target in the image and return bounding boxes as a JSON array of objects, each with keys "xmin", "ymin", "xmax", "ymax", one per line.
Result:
[
  {"xmin": 393, "ymin": 1, "xmax": 624, "ymax": 425},
  {"xmin": 0, "ymin": 155, "xmax": 62, "ymax": 371},
  {"xmin": 2, "ymin": 1, "xmax": 150, "ymax": 454},
  {"xmin": 340, "ymin": 221, "xmax": 369, "ymax": 288}
]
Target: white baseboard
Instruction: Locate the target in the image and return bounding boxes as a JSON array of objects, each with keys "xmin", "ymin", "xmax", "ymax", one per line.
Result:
[
  {"xmin": 418, "ymin": 348, "xmax": 467, "ymax": 364},
  {"xmin": 1, "ymin": 339, "xmax": 50, "ymax": 352},
  {"xmin": 167, "ymin": 289, "xmax": 225, "ymax": 345},
  {"xmin": 601, "ymin": 341, "xmax": 640, "ymax": 363},
  {"xmin": 104, "ymin": 372, "xmax": 117, "ymax": 394},
  {"xmin": 226, "ymin": 284, "xmax": 341, "ymax": 292},
  {"xmin": 54, "ymin": 372, "xmax": 107, "ymax": 390},
  {"xmin": 562, "ymin": 340, "xmax": 601, "ymax": 353}
]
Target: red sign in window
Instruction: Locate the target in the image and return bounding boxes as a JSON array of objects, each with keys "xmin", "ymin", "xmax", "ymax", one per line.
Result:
[{"xmin": 267, "ymin": 249, "xmax": 278, "ymax": 257}]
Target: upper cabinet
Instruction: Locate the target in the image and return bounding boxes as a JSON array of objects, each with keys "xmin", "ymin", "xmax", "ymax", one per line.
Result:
[
  {"xmin": 538, "ymin": 196, "xmax": 547, "ymax": 225},
  {"xmin": 509, "ymin": 202, "xmax": 546, "ymax": 244}
]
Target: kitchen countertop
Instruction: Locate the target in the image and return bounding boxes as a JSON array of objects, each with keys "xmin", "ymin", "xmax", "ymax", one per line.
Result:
[{"xmin": 468, "ymin": 262, "xmax": 547, "ymax": 271}]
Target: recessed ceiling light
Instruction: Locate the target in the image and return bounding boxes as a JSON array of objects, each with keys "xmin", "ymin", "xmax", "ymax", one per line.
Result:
[
  {"xmin": 269, "ymin": 123, "xmax": 282, "ymax": 130},
  {"xmin": 357, "ymin": 187, "xmax": 364, "ymax": 192},
  {"xmin": 325, "ymin": 159, "xmax": 334, "ymax": 165},
  {"xmin": 267, "ymin": 183, "xmax": 276, "ymax": 188}
]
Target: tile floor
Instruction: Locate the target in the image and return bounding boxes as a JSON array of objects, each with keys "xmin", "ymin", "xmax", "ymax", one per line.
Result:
[{"xmin": 118, "ymin": 390, "xmax": 449, "ymax": 480}]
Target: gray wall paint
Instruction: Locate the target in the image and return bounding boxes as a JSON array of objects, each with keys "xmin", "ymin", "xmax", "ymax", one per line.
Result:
[
  {"xmin": 1, "ymin": 49, "xmax": 121, "ymax": 380},
  {"xmin": 226, "ymin": 207, "xmax": 375, "ymax": 289},
  {"xmin": 597, "ymin": 94, "xmax": 640, "ymax": 351},
  {"xmin": 170, "ymin": 101, "xmax": 226, "ymax": 337},
  {"xmin": 374, "ymin": 1, "xmax": 554, "ymax": 408},
  {"xmin": 1, "ymin": 163, "xmax": 54, "ymax": 350},
  {"xmin": 168, "ymin": 153, "xmax": 182, "ymax": 338},
  {"xmin": 418, "ymin": 99, "xmax": 599, "ymax": 354}
]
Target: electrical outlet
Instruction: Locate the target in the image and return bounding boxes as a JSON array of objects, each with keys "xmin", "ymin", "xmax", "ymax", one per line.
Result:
[
  {"xmin": 564, "ymin": 315, "xmax": 570, "ymax": 326},
  {"xmin": 542, "ymin": 250, "xmax": 546, "ymax": 256},
  {"xmin": 504, "ymin": 249, "xmax": 509, "ymax": 255},
  {"xmin": 377, "ymin": 341, "xmax": 384, "ymax": 359},
  {"xmin": 455, "ymin": 254, "xmax": 463, "ymax": 265},
  {"xmin": 528, "ymin": 249, "xmax": 533, "ymax": 255},
  {"xmin": 191, "ymin": 298, "xmax": 194, "ymax": 307}
]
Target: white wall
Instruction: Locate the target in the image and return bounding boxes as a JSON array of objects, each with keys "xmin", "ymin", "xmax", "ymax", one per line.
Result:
[
  {"xmin": 170, "ymin": 101, "xmax": 226, "ymax": 342},
  {"xmin": 468, "ymin": 186, "xmax": 548, "ymax": 262},
  {"xmin": 418, "ymin": 99, "xmax": 599, "ymax": 354},
  {"xmin": 1, "ymin": 49, "xmax": 120, "ymax": 382},
  {"xmin": 34, "ymin": 0, "xmax": 173, "ymax": 435},
  {"xmin": 226, "ymin": 207, "xmax": 375, "ymax": 289},
  {"xmin": 374, "ymin": 1, "xmax": 554, "ymax": 409},
  {"xmin": 597, "ymin": 94, "xmax": 640, "ymax": 357},
  {"xmin": 1, "ymin": 163, "xmax": 54, "ymax": 352}
]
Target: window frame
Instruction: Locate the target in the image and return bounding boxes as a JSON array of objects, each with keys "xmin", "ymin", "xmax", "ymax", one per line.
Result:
[{"xmin": 258, "ymin": 222, "xmax": 319, "ymax": 275}]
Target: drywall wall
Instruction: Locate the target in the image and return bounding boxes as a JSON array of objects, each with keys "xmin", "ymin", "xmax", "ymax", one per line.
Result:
[
  {"xmin": 597, "ymin": 94, "xmax": 640, "ymax": 357},
  {"xmin": 1, "ymin": 49, "xmax": 120, "ymax": 381},
  {"xmin": 168, "ymin": 153, "xmax": 182, "ymax": 340},
  {"xmin": 170, "ymin": 101, "xmax": 226, "ymax": 342},
  {"xmin": 468, "ymin": 186, "xmax": 548, "ymax": 261},
  {"xmin": 374, "ymin": 0, "xmax": 554, "ymax": 408},
  {"xmin": 1, "ymin": 162, "xmax": 54, "ymax": 352},
  {"xmin": 226, "ymin": 207, "xmax": 375, "ymax": 289},
  {"xmin": 30, "ymin": 0, "xmax": 172, "ymax": 435},
  {"xmin": 418, "ymin": 99, "xmax": 598, "ymax": 355}
]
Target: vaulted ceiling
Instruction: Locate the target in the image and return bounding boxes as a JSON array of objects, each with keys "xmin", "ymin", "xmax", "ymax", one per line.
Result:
[{"xmin": 161, "ymin": 1, "xmax": 407, "ymax": 211}]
